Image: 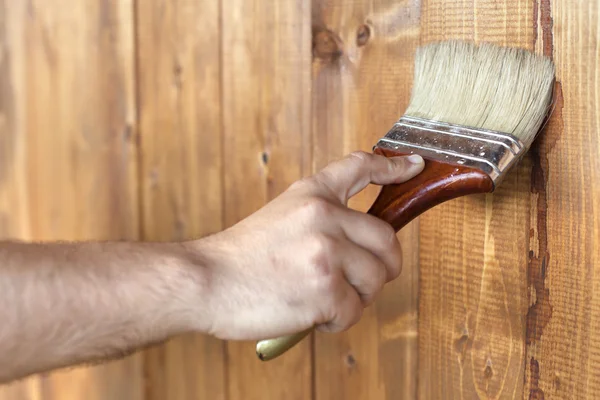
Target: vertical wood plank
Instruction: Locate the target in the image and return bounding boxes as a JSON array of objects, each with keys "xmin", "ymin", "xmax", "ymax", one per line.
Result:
[
  {"xmin": 311, "ymin": 1, "xmax": 421, "ymax": 399},
  {"xmin": 0, "ymin": 0, "xmax": 141, "ymax": 399},
  {"xmin": 524, "ymin": 0, "xmax": 600, "ymax": 398},
  {"xmin": 417, "ymin": 0, "xmax": 534, "ymax": 399},
  {"xmin": 136, "ymin": 0, "xmax": 226, "ymax": 399},
  {"xmin": 421, "ymin": 0, "xmax": 533, "ymax": 46},
  {"xmin": 221, "ymin": 1, "xmax": 313, "ymax": 399}
]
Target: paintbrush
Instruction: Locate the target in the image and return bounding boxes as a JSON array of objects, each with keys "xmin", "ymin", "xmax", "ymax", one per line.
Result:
[{"xmin": 256, "ymin": 40, "xmax": 555, "ymax": 361}]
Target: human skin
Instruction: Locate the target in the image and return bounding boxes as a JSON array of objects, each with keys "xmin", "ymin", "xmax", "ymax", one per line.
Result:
[{"xmin": 0, "ymin": 151, "xmax": 424, "ymax": 384}]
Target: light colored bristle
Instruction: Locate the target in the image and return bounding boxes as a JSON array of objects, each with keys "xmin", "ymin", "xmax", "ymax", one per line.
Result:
[{"xmin": 404, "ymin": 40, "xmax": 555, "ymax": 147}]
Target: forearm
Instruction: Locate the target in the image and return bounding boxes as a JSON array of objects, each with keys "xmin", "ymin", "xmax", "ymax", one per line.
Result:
[
  {"xmin": 0, "ymin": 240, "xmax": 208, "ymax": 383},
  {"xmin": 0, "ymin": 152, "xmax": 424, "ymax": 383}
]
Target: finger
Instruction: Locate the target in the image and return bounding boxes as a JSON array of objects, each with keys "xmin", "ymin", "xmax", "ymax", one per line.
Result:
[
  {"xmin": 316, "ymin": 283, "xmax": 363, "ymax": 333},
  {"xmin": 337, "ymin": 208, "xmax": 403, "ymax": 282},
  {"xmin": 337, "ymin": 239, "xmax": 388, "ymax": 306},
  {"xmin": 315, "ymin": 204, "xmax": 403, "ymax": 282},
  {"xmin": 313, "ymin": 151, "xmax": 424, "ymax": 204}
]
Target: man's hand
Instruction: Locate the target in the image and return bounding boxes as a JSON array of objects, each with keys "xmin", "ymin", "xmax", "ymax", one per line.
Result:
[
  {"xmin": 192, "ymin": 151, "xmax": 424, "ymax": 340},
  {"xmin": 0, "ymin": 151, "xmax": 423, "ymax": 384}
]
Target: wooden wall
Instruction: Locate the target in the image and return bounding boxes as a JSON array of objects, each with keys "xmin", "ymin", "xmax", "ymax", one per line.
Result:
[{"xmin": 0, "ymin": 0, "xmax": 598, "ymax": 399}]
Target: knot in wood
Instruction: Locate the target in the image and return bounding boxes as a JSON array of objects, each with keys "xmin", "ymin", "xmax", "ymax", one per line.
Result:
[
  {"xmin": 261, "ymin": 151, "xmax": 269, "ymax": 165},
  {"xmin": 312, "ymin": 28, "xmax": 343, "ymax": 61},
  {"xmin": 345, "ymin": 353, "xmax": 356, "ymax": 368},
  {"xmin": 356, "ymin": 24, "xmax": 371, "ymax": 46},
  {"xmin": 484, "ymin": 365, "xmax": 493, "ymax": 379}
]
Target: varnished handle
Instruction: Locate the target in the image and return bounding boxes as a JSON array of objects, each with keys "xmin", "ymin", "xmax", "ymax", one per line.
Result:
[
  {"xmin": 255, "ymin": 148, "xmax": 494, "ymax": 361},
  {"xmin": 366, "ymin": 147, "xmax": 494, "ymax": 230}
]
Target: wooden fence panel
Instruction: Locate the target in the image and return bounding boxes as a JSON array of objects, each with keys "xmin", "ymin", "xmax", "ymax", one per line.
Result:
[
  {"xmin": 2, "ymin": 1, "xmax": 599, "ymax": 399},
  {"xmin": 221, "ymin": 1, "xmax": 313, "ymax": 400},
  {"xmin": 0, "ymin": 0, "xmax": 141, "ymax": 399},
  {"xmin": 417, "ymin": 0, "xmax": 534, "ymax": 398},
  {"xmin": 136, "ymin": 1, "xmax": 226, "ymax": 399},
  {"xmin": 524, "ymin": 1, "xmax": 600, "ymax": 398},
  {"xmin": 311, "ymin": 1, "xmax": 421, "ymax": 399}
]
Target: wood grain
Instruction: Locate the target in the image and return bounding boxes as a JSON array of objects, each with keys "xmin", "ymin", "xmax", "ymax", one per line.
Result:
[
  {"xmin": 221, "ymin": 1, "xmax": 312, "ymax": 399},
  {"xmin": 421, "ymin": 0, "xmax": 533, "ymax": 48},
  {"xmin": 0, "ymin": 0, "xmax": 141, "ymax": 399},
  {"xmin": 136, "ymin": 0, "xmax": 226, "ymax": 399},
  {"xmin": 311, "ymin": 1, "xmax": 422, "ymax": 399},
  {"xmin": 524, "ymin": 0, "xmax": 600, "ymax": 398},
  {"xmin": 418, "ymin": 0, "xmax": 534, "ymax": 398},
  {"xmin": 2, "ymin": 1, "xmax": 598, "ymax": 399}
]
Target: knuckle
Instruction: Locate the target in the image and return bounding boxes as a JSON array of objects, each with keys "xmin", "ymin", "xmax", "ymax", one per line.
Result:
[
  {"xmin": 382, "ymin": 224, "xmax": 402, "ymax": 256},
  {"xmin": 319, "ymin": 291, "xmax": 363, "ymax": 333},
  {"xmin": 361, "ymin": 293, "xmax": 378, "ymax": 307},
  {"xmin": 373, "ymin": 221, "xmax": 402, "ymax": 280},
  {"xmin": 313, "ymin": 233, "xmax": 336, "ymax": 253},
  {"xmin": 312, "ymin": 172, "xmax": 339, "ymax": 199},
  {"xmin": 302, "ymin": 197, "xmax": 333, "ymax": 219},
  {"xmin": 347, "ymin": 151, "xmax": 372, "ymax": 165},
  {"xmin": 361, "ymin": 265, "xmax": 386, "ymax": 303},
  {"xmin": 309, "ymin": 255, "xmax": 331, "ymax": 279},
  {"xmin": 288, "ymin": 179, "xmax": 305, "ymax": 191},
  {"xmin": 389, "ymin": 265, "xmax": 401, "ymax": 280},
  {"xmin": 386, "ymin": 250, "xmax": 402, "ymax": 281},
  {"xmin": 392, "ymin": 155, "xmax": 410, "ymax": 170},
  {"xmin": 381, "ymin": 223, "xmax": 398, "ymax": 247},
  {"xmin": 288, "ymin": 177, "xmax": 314, "ymax": 192},
  {"xmin": 351, "ymin": 304, "xmax": 364, "ymax": 326},
  {"xmin": 375, "ymin": 262, "xmax": 388, "ymax": 289},
  {"xmin": 308, "ymin": 234, "xmax": 337, "ymax": 278},
  {"xmin": 335, "ymin": 292, "xmax": 364, "ymax": 332},
  {"xmin": 317, "ymin": 275, "xmax": 339, "ymax": 295},
  {"xmin": 311, "ymin": 263, "xmax": 335, "ymax": 286},
  {"xmin": 344, "ymin": 301, "xmax": 364, "ymax": 330},
  {"xmin": 318, "ymin": 276, "xmax": 343, "ymax": 302}
]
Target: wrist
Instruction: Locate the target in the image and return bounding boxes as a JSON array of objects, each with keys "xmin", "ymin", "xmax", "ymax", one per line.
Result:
[
  {"xmin": 179, "ymin": 233, "xmax": 237, "ymax": 339},
  {"xmin": 172, "ymin": 237, "xmax": 226, "ymax": 335},
  {"xmin": 144, "ymin": 241, "xmax": 214, "ymax": 336}
]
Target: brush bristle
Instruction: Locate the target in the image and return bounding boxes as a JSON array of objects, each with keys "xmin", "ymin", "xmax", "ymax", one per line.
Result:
[{"xmin": 404, "ymin": 40, "xmax": 555, "ymax": 147}]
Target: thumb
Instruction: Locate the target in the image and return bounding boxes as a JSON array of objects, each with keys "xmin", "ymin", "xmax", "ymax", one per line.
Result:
[{"xmin": 313, "ymin": 151, "xmax": 425, "ymax": 204}]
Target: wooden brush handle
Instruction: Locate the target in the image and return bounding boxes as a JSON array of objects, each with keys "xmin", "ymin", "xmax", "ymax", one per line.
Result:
[
  {"xmin": 366, "ymin": 147, "xmax": 494, "ymax": 229},
  {"xmin": 255, "ymin": 148, "xmax": 494, "ymax": 361}
]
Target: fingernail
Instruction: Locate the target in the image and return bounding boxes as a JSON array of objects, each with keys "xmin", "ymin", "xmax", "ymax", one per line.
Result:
[{"xmin": 407, "ymin": 154, "xmax": 423, "ymax": 164}]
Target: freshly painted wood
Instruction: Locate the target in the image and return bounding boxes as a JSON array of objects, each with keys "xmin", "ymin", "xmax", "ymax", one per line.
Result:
[
  {"xmin": 417, "ymin": 0, "xmax": 534, "ymax": 398},
  {"xmin": 221, "ymin": 1, "xmax": 312, "ymax": 399},
  {"xmin": 524, "ymin": 1, "xmax": 600, "ymax": 398},
  {"xmin": 0, "ymin": 0, "xmax": 140, "ymax": 399},
  {"xmin": 311, "ymin": 1, "xmax": 422, "ymax": 399},
  {"xmin": 136, "ymin": 1, "xmax": 226, "ymax": 399}
]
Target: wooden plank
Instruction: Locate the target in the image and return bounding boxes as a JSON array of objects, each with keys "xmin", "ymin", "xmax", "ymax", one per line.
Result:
[
  {"xmin": 524, "ymin": 1, "xmax": 600, "ymax": 398},
  {"xmin": 135, "ymin": 0, "xmax": 226, "ymax": 399},
  {"xmin": 221, "ymin": 1, "xmax": 313, "ymax": 400},
  {"xmin": 417, "ymin": 0, "xmax": 534, "ymax": 398},
  {"xmin": 0, "ymin": 0, "xmax": 140, "ymax": 399},
  {"xmin": 311, "ymin": 1, "xmax": 421, "ymax": 399}
]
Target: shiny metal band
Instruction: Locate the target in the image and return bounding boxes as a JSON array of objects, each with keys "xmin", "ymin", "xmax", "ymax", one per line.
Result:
[{"xmin": 374, "ymin": 116, "xmax": 526, "ymax": 185}]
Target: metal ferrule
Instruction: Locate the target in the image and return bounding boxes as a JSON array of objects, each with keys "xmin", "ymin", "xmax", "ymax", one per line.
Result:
[{"xmin": 374, "ymin": 116, "xmax": 526, "ymax": 187}]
